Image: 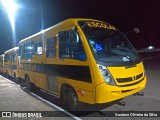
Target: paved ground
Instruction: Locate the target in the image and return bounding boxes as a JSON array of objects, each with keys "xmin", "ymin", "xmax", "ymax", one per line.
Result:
[
  {"xmin": 0, "ymin": 77, "xmax": 73, "ymax": 120},
  {"xmin": 81, "ymin": 56, "xmax": 160, "ymax": 120}
]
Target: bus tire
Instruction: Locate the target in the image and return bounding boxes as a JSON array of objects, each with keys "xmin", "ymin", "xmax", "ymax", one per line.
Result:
[
  {"xmin": 66, "ymin": 87, "xmax": 83, "ymax": 111},
  {"xmin": 61, "ymin": 86, "xmax": 68, "ymax": 107},
  {"xmin": 4, "ymin": 72, "xmax": 7, "ymax": 77},
  {"xmin": 6, "ymin": 72, "xmax": 9, "ymax": 79},
  {"xmin": 14, "ymin": 73, "xmax": 18, "ymax": 83},
  {"xmin": 3, "ymin": 72, "xmax": 6, "ymax": 77},
  {"xmin": 25, "ymin": 76, "xmax": 34, "ymax": 91}
]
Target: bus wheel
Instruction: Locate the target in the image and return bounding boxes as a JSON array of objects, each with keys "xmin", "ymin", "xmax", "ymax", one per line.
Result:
[
  {"xmin": 61, "ymin": 86, "xmax": 68, "ymax": 107},
  {"xmin": 25, "ymin": 76, "xmax": 34, "ymax": 91},
  {"xmin": 14, "ymin": 73, "xmax": 18, "ymax": 83},
  {"xmin": 3, "ymin": 72, "xmax": 6, "ymax": 77},
  {"xmin": 6, "ymin": 72, "xmax": 9, "ymax": 79},
  {"xmin": 66, "ymin": 88, "xmax": 80, "ymax": 111}
]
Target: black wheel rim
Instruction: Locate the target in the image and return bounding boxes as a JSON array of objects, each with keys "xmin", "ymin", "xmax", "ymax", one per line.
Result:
[{"xmin": 68, "ymin": 90, "xmax": 78, "ymax": 108}]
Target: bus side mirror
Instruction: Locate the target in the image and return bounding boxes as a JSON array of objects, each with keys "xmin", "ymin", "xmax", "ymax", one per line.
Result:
[
  {"xmin": 125, "ymin": 27, "xmax": 140, "ymax": 36},
  {"xmin": 133, "ymin": 27, "xmax": 140, "ymax": 34}
]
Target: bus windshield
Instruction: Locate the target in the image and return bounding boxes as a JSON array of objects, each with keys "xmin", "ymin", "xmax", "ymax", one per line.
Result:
[{"xmin": 78, "ymin": 21, "xmax": 141, "ymax": 64}]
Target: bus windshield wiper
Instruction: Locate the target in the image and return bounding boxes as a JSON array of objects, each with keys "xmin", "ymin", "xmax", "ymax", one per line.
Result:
[{"xmin": 109, "ymin": 52, "xmax": 133, "ymax": 63}]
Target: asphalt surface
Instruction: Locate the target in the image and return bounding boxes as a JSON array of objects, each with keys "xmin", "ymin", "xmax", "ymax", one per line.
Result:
[
  {"xmin": 0, "ymin": 77, "xmax": 74, "ymax": 120},
  {"xmin": 0, "ymin": 56, "xmax": 160, "ymax": 120}
]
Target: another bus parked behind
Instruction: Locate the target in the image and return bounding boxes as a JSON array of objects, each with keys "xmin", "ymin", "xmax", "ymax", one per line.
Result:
[
  {"xmin": 0, "ymin": 54, "xmax": 4, "ymax": 74},
  {"xmin": 3, "ymin": 47, "xmax": 19, "ymax": 82}
]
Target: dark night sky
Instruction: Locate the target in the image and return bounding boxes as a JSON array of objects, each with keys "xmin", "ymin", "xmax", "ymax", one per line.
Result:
[{"xmin": 0, "ymin": 0, "xmax": 160, "ymax": 54}]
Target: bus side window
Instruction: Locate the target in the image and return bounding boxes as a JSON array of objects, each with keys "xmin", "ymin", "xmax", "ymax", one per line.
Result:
[
  {"xmin": 35, "ymin": 41, "xmax": 43, "ymax": 55},
  {"xmin": 19, "ymin": 45, "xmax": 24, "ymax": 59},
  {"xmin": 47, "ymin": 37, "xmax": 56, "ymax": 58},
  {"xmin": 11, "ymin": 53, "xmax": 16, "ymax": 62},
  {"xmin": 19, "ymin": 45, "xmax": 22, "ymax": 57},
  {"xmin": 59, "ymin": 31, "xmax": 70, "ymax": 58},
  {"xmin": 4, "ymin": 54, "xmax": 10, "ymax": 62},
  {"xmin": 59, "ymin": 30, "xmax": 86, "ymax": 61},
  {"xmin": 23, "ymin": 41, "xmax": 34, "ymax": 59}
]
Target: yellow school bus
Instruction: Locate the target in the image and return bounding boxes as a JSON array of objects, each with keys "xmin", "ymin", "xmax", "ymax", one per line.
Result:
[
  {"xmin": 4, "ymin": 47, "xmax": 19, "ymax": 82},
  {"xmin": 0, "ymin": 54, "xmax": 4, "ymax": 74},
  {"xmin": 18, "ymin": 18, "xmax": 146, "ymax": 110}
]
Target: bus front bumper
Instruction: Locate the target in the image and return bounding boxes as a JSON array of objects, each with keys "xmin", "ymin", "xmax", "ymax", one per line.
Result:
[{"xmin": 95, "ymin": 76, "xmax": 147, "ymax": 104}]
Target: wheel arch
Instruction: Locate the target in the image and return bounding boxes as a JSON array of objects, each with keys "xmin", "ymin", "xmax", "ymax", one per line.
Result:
[
  {"xmin": 25, "ymin": 74, "xmax": 29, "ymax": 80},
  {"xmin": 60, "ymin": 83, "xmax": 77, "ymax": 98},
  {"xmin": 14, "ymin": 72, "xmax": 17, "ymax": 77}
]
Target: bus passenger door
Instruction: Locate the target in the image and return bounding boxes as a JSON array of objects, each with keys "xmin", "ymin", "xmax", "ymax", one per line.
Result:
[
  {"xmin": 47, "ymin": 75, "xmax": 58, "ymax": 92},
  {"xmin": 34, "ymin": 41, "xmax": 47, "ymax": 90},
  {"xmin": 46, "ymin": 36, "xmax": 58, "ymax": 93}
]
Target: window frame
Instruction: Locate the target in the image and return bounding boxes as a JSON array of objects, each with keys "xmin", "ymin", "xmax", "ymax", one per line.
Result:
[
  {"xmin": 46, "ymin": 37, "xmax": 57, "ymax": 58},
  {"xmin": 20, "ymin": 41, "xmax": 34, "ymax": 60},
  {"xmin": 35, "ymin": 41, "xmax": 43, "ymax": 55},
  {"xmin": 4, "ymin": 53, "xmax": 10, "ymax": 62},
  {"xmin": 11, "ymin": 52, "xmax": 17, "ymax": 62},
  {"xmin": 59, "ymin": 30, "xmax": 87, "ymax": 61}
]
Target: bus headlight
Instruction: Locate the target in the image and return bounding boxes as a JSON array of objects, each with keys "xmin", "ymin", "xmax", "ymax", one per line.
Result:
[
  {"xmin": 97, "ymin": 64, "xmax": 116, "ymax": 85},
  {"xmin": 101, "ymin": 69, "xmax": 109, "ymax": 76}
]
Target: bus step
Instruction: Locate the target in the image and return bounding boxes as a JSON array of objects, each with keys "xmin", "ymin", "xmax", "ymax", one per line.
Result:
[
  {"xmin": 116, "ymin": 100, "xmax": 126, "ymax": 106},
  {"xmin": 133, "ymin": 92, "xmax": 144, "ymax": 96}
]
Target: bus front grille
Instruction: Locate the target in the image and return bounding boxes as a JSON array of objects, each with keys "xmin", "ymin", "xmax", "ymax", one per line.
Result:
[
  {"xmin": 116, "ymin": 72, "xmax": 143, "ymax": 83},
  {"xmin": 116, "ymin": 77, "xmax": 132, "ymax": 83},
  {"xmin": 117, "ymin": 77, "xmax": 144, "ymax": 87}
]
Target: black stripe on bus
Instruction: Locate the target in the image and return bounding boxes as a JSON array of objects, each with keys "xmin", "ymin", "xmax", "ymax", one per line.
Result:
[
  {"xmin": 3, "ymin": 64, "xmax": 17, "ymax": 69},
  {"xmin": 19, "ymin": 63, "xmax": 92, "ymax": 83},
  {"xmin": 11, "ymin": 64, "xmax": 17, "ymax": 69}
]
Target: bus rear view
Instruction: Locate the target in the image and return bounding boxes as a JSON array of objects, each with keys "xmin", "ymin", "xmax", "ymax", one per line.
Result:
[{"xmin": 78, "ymin": 20, "xmax": 146, "ymax": 103}]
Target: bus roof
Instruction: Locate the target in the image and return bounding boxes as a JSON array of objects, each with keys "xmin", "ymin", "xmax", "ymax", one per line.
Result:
[
  {"xmin": 18, "ymin": 18, "xmax": 102, "ymax": 45},
  {"xmin": 4, "ymin": 47, "xmax": 19, "ymax": 54}
]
